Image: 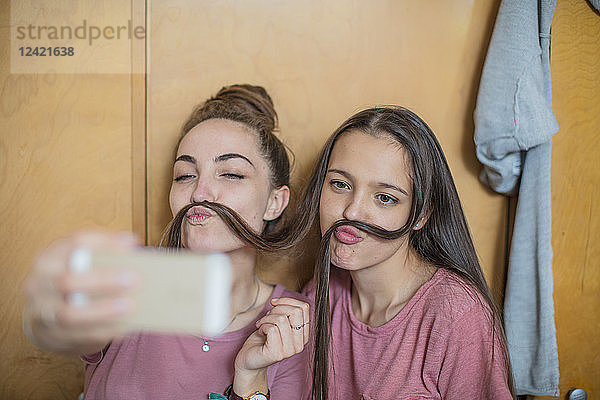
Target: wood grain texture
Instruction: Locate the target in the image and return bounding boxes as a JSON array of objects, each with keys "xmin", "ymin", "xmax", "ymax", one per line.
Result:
[
  {"xmin": 536, "ymin": 0, "xmax": 600, "ymax": 398},
  {"xmin": 146, "ymin": 0, "xmax": 508, "ymax": 297},
  {"xmin": 131, "ymin": 0, "xmax": 148, "ymax": 242},
  {"xmin": 0, "ymin": 1, "xmax": 141, "ymax": 398}
]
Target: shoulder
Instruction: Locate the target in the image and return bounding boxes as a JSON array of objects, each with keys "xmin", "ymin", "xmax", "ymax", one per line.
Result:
[
  {"xmin": 422, "ymin": 273, "xmax": 512, "ymax": 398},
  {"xmin": 417, "ymin": 269, "xmax": 494, "ymax": 328}
]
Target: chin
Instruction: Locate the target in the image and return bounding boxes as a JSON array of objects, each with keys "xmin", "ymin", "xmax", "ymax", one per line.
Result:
[
  {"xmin": 330, "ymin": 254, "xmax": 359, "ymax": 271},
  {"xmin": 183, "ymin": 235, "xmax": 247, "ymax": 254},
  {"xmin": 182, "ymin": 240, "xmax": 216, "ymax": 252}
]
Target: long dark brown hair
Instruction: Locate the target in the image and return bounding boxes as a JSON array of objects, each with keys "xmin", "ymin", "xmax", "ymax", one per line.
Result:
[{"xmin": 296, "ymin": 107, "xmax": 515, "ymax": 399}]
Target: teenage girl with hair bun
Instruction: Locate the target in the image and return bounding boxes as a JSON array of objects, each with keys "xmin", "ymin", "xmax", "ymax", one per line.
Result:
[{"xmin": 23, "ymin": 84, "xmax": 311, "ymax": 400}]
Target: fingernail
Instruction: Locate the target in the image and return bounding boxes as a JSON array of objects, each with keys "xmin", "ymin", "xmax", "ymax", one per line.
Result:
[
  {"xmin": 271, "ymin": 298, "xmax": 279, "ymax": 303},
  {"xmin": 113, "ymin": 297, "xmax": 132, "ymax": 313},
  {"xmin": 119, "ymin": 270, "xmax": 137, "ymax": 287},
  {"xmin": 68, "ymin": 292, "xmax": 90, "ymax": 307}
]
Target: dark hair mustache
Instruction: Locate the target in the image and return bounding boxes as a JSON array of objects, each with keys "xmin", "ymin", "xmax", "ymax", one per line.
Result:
[
  {"xmin": 160, "ymin": 199, "xmax": 414, "ymax": 252},
  {"xmin": 159, "ymin": 200, "xmax": 298, "ymax": 251},
  {"xmin": 321, "ymin": 218, "xmax": 411, "ymax": 243}
]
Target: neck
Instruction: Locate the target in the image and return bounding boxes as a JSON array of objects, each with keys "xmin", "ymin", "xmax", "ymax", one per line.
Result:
[
  {"xmin": 225, "ymin": 246, "xmax": 273, "ymax": 331},
  {"xmin": 349, "ymin": 247, "xmax": 435, "ymax": 327},
  {"xmin": 228, "ymin": 246, "xmax": 258, "ymax": 309}
]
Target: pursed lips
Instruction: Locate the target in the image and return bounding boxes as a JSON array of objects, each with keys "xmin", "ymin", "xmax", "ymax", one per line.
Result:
[
  {"xmin": 186, "ymin": 207, "xmax": 212, "ymax": 225},
  {"xmin": 334, "ymin": 224, "xmax": 363, "ymax": 245}
]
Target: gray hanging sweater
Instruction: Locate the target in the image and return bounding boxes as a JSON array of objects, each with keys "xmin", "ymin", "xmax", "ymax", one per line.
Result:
[{"xmin": 474, "ymin": 0, "xmax": 560, "ymax": 396}]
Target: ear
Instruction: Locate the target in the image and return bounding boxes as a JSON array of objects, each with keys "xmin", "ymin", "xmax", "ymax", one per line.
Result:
[
  {"xmin": 263, "ymin": 185, "xmax": 290, "ymax": 221},
  {"xmin": 412, "ymin": 208, "xmax": 432, "ymax": 231}
]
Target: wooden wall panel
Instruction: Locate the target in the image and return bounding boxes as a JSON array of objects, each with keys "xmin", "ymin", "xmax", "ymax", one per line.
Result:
[
  {"xmin": 535, "ymin": 0, "xmax": 600, "ymax": 398},
  {"xmin": 0, "ymin": 1, "xmax": 145, "ymax": 398},
  {"xmin": 147, "ymin": 0, "xmax": 507, "ymax": 297}
]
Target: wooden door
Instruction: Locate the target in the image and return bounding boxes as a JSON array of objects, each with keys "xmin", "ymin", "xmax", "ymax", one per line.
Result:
[
  {"xmin": 0, "ymin": 1, "xmax": 146, "ymax": 398},
  {"xmin": 146, "ymin": 0, "xmax": 509, "ymax": 297}
]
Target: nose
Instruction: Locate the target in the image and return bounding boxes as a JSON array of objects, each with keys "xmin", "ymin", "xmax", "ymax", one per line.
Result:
[
  {"xmin": 342, "ymin": 192, "xmax": 368, "ymax": 221},
  {"xmin": 191, "ymin": 176, "xmax": 217, "ymax": 203}
]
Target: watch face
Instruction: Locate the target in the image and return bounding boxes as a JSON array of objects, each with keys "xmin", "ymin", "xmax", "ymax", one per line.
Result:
[{"xmin": 248, "ymin": 394, "xmax": 268, "ymax": 400}]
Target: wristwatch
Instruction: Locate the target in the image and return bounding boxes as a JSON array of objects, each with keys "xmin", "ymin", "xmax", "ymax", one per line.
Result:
[
  {"xmin": 225, "ymin": 384, "xmax": 270, "ymax": 400},
  {"xmin": 229, "ymin": 391, "xmax": 269, "ymax": 400}
]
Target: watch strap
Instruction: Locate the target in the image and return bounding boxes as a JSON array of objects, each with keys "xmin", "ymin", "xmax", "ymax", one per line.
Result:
[{"xmin": 225, "ymin": 384, "xmax": 270, "ymax": 400}]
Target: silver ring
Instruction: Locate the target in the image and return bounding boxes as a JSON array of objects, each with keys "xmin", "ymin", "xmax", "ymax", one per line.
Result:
[{"xmin": 292, "ymin": 322, "xmax": 308, "ymax": 330}]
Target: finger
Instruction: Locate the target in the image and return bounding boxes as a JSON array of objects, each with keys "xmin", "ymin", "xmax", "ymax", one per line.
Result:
[
  {"xmin": 55, "ymin": 296, "xmax": 135, "ymax": 328},
  {"xmin": 267, "ymin": 302, "xmax": 310, "ymax": 344},
  {"xmin": 27, "ymin": 231, "xmax": 141, "ymax": 296},
  {"xmin": 42, "ymin": 231, "xmax": 140, "ymax": 270},
  {"xmin": 257, "ymin": 322, "xmax": 286, "ymax": 360},
  {"xmin": 54, "ymin": 322, "xmax": 126, "ymax": 351},
  {"xmin": 256, "ymin": 313, "xmax": 303, "ymax": 355},
  {"xmin": 270, "ymin": 298, "xmax": 310, "ymax": 332},
  {"xmin": 266, "ymin": 304, "xmax": 304, "ymax": 329},
  {"xmin": 55, "ymin": 269, "xmax": 139, "ymax": 298},
  {"xmin": 26, "ymin": 238, "xmax": 75, "ymax": 297},
  {"xmin": 69, "ymin": 325, "xmax": 126, "ymax": 348},
  {"xmin": 270, "ymin": 297, "xmax": 311, "ymax": 317}
]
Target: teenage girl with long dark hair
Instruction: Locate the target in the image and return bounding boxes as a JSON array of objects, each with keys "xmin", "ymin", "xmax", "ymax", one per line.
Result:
[{"xmin": 299, "ymin": 107, "xmax": 515, "ymax": 399}]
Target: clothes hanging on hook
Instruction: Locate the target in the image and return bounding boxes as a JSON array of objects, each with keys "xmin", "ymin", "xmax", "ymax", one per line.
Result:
[{"xmin": 474, "ymin": 0, "xmax": 560, "ymax": 396}]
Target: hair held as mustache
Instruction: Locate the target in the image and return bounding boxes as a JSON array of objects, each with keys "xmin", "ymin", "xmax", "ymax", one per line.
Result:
[
  {"xmin": 159, "ymin": 201, "xmax": 301, "ymax": 251},
  {"xmin": 322, "ymin": 218, "xmax": 412, "ymax": 243},
  {"xmin": 160, "ymin": 201, "xmax": 414, "ymax": 252}
]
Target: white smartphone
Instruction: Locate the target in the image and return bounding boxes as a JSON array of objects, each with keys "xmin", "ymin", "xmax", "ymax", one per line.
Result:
[{"xmin": 69, "ymin": 247, "xmax": 231, "ymax": 336}]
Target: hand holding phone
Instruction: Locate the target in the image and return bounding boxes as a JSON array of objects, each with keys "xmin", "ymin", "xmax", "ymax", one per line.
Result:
[
  {"xmin": 23, "ymin": 231, "xmax": 232, "ymax": 356},
  {"xmin": 70, "ymin": 248, "xmax": 232, "ymax": 336}
]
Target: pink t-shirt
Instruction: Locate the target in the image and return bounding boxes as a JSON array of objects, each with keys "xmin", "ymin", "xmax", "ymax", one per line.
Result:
[
  {"xmin": 82, "ymin": 285, "xmax": 310, "ymax": 400},
  {"xmin": 305, "ymin": 267, "xmax": 513, "ymax": 400}
]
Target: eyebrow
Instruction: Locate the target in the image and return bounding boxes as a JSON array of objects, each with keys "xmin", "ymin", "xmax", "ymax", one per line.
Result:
[
  {"xmin": 174, "ymin": 154, "xmax": 196, "ymax": 164},
  {"xmin": 377, "ymin": 182, "xmax": 409, "ymax": 196},
  {"xmin": 215, "ymin": 153, "xmax": 254, "ymax": 167},
  {"xmin": 174, "ymin": 153, "xmax": 255, "ymax": 168},
  {"xmin": 328, "ymin": 168, "xmax": 409, "ymax": 196}
]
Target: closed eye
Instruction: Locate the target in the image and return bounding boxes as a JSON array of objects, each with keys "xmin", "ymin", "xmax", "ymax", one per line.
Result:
[
  {"xmin": 375, "ymin": 193, "xmax": 398, "ymax": 205},
  {"xmin": 220, "ymin": 173, "xmax": 244, "ymax": 180},
  {"xmin": 174, "ymin": 174, "xmax": 195, "ymax": 182}
]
